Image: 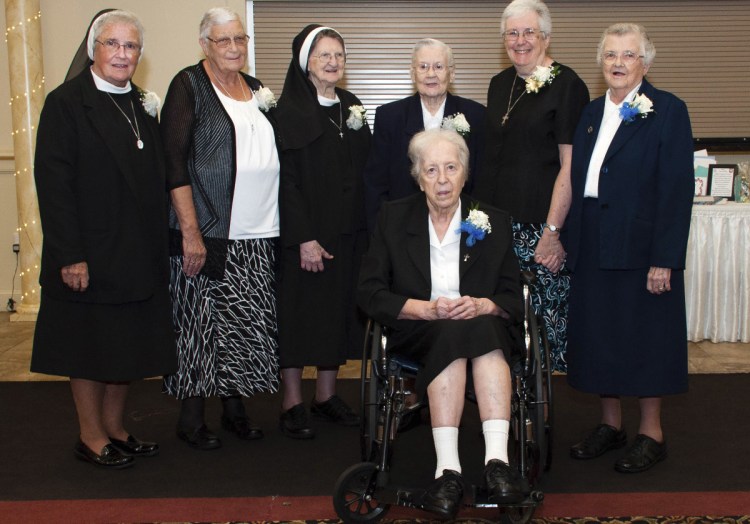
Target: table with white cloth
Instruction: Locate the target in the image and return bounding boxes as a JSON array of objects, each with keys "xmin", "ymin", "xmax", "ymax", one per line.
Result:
[{"xmin": 685, "ymin": 202, "xmax": 750, "ymax": 342}]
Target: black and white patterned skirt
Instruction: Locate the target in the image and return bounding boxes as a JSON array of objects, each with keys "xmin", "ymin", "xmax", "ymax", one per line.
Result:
[{"xmin": 163, "ymin": 238, "xmax": 280, "ymax": 398}]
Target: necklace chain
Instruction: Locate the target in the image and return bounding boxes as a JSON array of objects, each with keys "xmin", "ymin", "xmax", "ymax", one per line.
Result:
[
  {"xmin": 502, "ymin": 75, "xmax": 526, "ymax": 127},
  {"xmin": 210, "ymin": 63, "xmax": 248, "ymax": 102},
  {"xmin": 327, "ymin": 103, "xmax": 344, "ymax": 139},
  {"xmin": 106, "ymin": 93, "xmax": 143, "ymax": 149}
]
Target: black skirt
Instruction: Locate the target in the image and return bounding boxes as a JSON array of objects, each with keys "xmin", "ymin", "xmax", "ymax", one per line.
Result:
[
  {"xmin": 566, "ymin": 199, "xmax": 688, "ymax": 396},
  {"xmin": 31, "ymin": 287, "xmax": 177, "ymax": 381},
  {"xmin": 389, "ymin": 315, "xmax": 520, "ymax": 394},
  {"xmin": 278, "ymin": 231, "xmax": 368, "ymax": 367}
]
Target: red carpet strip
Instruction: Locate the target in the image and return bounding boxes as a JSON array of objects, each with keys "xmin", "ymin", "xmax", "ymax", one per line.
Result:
[{"xmin": 1, "ymin": 492, "xmax": 749, "ymax": 523}]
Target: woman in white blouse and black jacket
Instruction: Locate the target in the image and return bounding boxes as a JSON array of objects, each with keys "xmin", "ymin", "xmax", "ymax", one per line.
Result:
[
  {"xmin": 160, "ymin": 7, "xmax": 281, "ymax": 450},
  {"xmin": 358, "ymin": 129, "xmax": 524, "ymax": 519}
]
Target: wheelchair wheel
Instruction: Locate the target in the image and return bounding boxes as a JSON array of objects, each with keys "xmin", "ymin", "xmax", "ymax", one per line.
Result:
[
  {"xmin": 526, "ymin": 304, "xmax": 553, "ymax": 478},
  {"xmin": 333, "ymin": 462, "xmax": 390, "ymax": 524},
  {"xmin": 500, "ymin": 505, "xmax": 536, "ymax": 524},
  {"xmin": 360, "ymin": 321, "xmax": 382, "ymax": 462},
  {"xmin": 537, "ymin": 319, "xmax": 554, "ymax": 472}
]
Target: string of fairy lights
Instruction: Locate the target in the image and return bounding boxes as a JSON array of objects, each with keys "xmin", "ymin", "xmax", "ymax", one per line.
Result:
[{"xmin": 5, "ymin": 8, "xmax": 44, "ymax": 307}]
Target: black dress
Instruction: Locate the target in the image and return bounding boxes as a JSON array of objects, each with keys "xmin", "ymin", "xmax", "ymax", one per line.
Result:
[
  {"xmin": 31, "ymin": 72, "xmax": 176, "ymax": 381},
  {"xmin": 277, "ymin": 92, "xmax": 371, "ymax": 367},
  {"xmin": 474, "ymin": 62, "xmax": 589, "ymax": 223}
]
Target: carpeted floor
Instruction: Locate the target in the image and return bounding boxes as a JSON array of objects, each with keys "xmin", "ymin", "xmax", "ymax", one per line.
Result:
[{"xmin": 1, "ymin": 375, "xmax": 749, "ymax": 522}]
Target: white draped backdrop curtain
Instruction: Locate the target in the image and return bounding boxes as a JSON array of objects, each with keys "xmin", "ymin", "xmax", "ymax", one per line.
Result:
[{"xmin": 686, "ymin": 204, "xmax": 750, "ymax": 343}]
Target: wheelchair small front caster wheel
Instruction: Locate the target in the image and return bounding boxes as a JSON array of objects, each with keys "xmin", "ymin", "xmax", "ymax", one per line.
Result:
[{"xmin": 333, "ymin": 462, "xmax": 390, "ymax": 523}]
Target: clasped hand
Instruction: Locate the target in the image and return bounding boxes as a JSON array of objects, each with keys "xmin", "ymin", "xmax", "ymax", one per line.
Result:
[
  {"xmin": 432, "ymin": 296, "xmax": 481, "ymax": 320},
  {"xmin": 533, "ymin": 232, "xmax": 566, "ymax": 274}
]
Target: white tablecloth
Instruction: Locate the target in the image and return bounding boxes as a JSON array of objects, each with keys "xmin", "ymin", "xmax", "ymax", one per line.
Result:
[{"xmin": 685, "ymin": 203, "xmax": 750, "ymax": 342}]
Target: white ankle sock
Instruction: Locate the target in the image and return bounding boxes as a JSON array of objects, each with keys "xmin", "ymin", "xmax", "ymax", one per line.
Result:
[
  {"xmin": 432, "ymin": 426, "xmax": 461, "ymax": 477},
  {"xmin": 483, "ymin": 419, "xmax": 510, "ymax": 464}
]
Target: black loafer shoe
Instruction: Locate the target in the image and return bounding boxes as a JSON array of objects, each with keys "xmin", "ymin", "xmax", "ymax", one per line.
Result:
[
  {"xmin": 311, "ymin": 395, "xmax": 360, "ymax": 426},
  {"xmin": 421, "ymin": 469, "xmax": 464, "ymax": 519},
  {"xmin": 570, "ymin": 424, "xmax": 627, "ymax": 460},
  {"xmin": 74, "ymin": 440, "xmax": 134, "ymax": 469},
  {"xmin": 177, "ymin": 424, "xmax": 222, "ymax": 450},
  {"xmin": 280, "ymin": 403, "xmax": 316, "ymax": 439},
  {"xmin": 614, "ymin": 434, "xmax": 667, "ymax": 473},
  {"xmin": 109, "ymin": 435, "xmax": 159, "ymax": 457},
  {"xmin": 222, "ymin": 415, "xmax": 263, "ymax": 440},
  {"xmin": 484, "ymin": 459, "xmax": 524, "ymax": 504}
]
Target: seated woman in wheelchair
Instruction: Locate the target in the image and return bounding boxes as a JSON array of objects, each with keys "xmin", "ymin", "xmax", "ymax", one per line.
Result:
[{"xmin": 358, "ymin": 128, "xmax": 524, "ymax": 519}]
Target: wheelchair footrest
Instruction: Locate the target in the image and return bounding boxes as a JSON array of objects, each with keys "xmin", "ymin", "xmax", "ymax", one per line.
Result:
[
  {"xmin": 374, "ymin": 485, "xmax": 425, "ymax": 509},
  {"xmin": 469, "ymin": 485, "xmax": 544, "ymax": 508}
]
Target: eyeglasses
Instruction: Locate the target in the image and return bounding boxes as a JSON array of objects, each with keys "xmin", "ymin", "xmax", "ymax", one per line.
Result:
[
  {"xmin": 414, "ymin": 62, "xmax": 449, "ymax": 74},
  {"xmin": 95, "ymin": 39, "xmax": 141, "ymax": 56},
  {"xmin": 206, "ymin": 35, "xmax": 250, "ymax": 48},
  {"xmin": 312, "ymin": 52, "xmax": 346, "ymax": 63},
  {"xmin": 602, "ymin": 51, "xmax": 644, "ymax": 65},
  {"xmin": 502, "ymin": 28, "xmax": 544, "ymax": 41}
]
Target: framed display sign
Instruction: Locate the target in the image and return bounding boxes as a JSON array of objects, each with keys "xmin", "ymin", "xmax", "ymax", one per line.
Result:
[{"xmin": 708, "ymin": 164, "xmax": 738, "ymax": 200}]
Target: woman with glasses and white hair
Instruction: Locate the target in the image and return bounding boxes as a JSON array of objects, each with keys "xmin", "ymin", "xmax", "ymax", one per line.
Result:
[
  {"xmin": 161, "ymin": 7, "xmax": 281, "ymax": 450},
  {"xmin": 32, "ymin": 9, "xmax": 176, "ymax": 468},
  {"xmin": 565, "ymin": 23, "xmax": 693, "ymax": 474},
  {"xmin": 274, "ymin": 24, "xmax": 371, "ymax": 440},
  {"xmin": 474, "ymin": 0, "xmax": 589, "ymax": 374},
  {"xmin": 363, "ymin": 38, "xmax": 486, "ymax": 232}
]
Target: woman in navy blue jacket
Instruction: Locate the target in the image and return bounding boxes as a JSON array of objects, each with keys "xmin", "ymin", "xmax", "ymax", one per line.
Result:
[{"xmin": 564, "ymin": 23, "xmax": 694, "ymax": 474}]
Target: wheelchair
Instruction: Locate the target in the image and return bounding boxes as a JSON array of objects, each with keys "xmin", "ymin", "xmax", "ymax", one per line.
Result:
[{"xmin": 333, "ymin": 271, "xmax": 554, "ymax": 523}]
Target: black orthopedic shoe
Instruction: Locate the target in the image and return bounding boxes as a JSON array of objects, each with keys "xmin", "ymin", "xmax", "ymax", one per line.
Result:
[
  {"xmin": 73, "ymin": 440, "xmax": 134, "ymax": 469},
  {"xmin": 484, "ymin": 459, "xmax": 524, "ymax": 504},
  {"xmin": 311, "ymin": 394, "xmax": 360, "ymax": 426},
  {"xmin": 221, "ymin": 415, "xmax": 263, "ymax": 441},
  {"xmin": 420, "ymin": 469, "xmax": 464, "ymax": 519},
  {"xmin": 109, "ymin": 435, "xmax": 159, "ymax": 457},
  {"xmin": 280, "ymin": 403, "xmax": 316, "ymax": 439},
  {"xmin": 570, "ymin": 423, "xmax": 627, "ymax": 460},
  {"xmin": 614, "ymin": 434, "xmax": 667, "ymax": 473},
  {"xmin": 176, "ymin": 424, "xmax": 222, "ymax": 450}
]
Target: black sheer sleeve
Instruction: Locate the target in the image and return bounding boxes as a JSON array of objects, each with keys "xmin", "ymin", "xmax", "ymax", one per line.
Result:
[{"xmin": 160, "ymin": 71, "xmax": 196, "ymax": 190}]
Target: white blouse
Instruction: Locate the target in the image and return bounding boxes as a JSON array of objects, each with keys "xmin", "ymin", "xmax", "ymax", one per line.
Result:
[
  {"xmin": 422, "ymin": 98, "xmax": 446, "ymax": 131},
  {"xmin": 429, "ymin": 205, "xmax": 462, "ymax": 301},
  {"xmin": 213, "ymin": 86, "xmax": 281, "ymax": 240},
  {"xmin": 583, "ymin": 83, "xmax": 642, "ymax": 198}
]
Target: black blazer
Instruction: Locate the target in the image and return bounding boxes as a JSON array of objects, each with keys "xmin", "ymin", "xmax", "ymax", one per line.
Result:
[
  {"xmin": 565, "ymin": 79, "xmax": 694, "ymax": 271},
  {"xmin": 362, "ymin": 92, "xmax": 486, "ymax": 231},
  {"xmin": 357, "ymin": 193, "xmax": 522, "ymax": 337},
  {"xmin": 34, "ymin": 70, "xmax": 169, "ymax": 303}
]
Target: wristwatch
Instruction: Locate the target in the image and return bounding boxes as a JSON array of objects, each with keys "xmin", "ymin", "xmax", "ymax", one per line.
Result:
[{"xmin": 544, "ymin": 223, "xmax": 560, "ymax": 233}]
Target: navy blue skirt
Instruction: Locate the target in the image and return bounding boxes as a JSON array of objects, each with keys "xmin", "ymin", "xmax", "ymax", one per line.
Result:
[{"xmin": 566, "ymin": 199, "xmax": 688, "ymax": 396}]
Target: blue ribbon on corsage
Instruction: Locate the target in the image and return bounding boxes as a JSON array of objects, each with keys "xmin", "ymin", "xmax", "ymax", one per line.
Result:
[{"xmin": 457, "ymin": 207, "xmax": 492, "ymax": 247}]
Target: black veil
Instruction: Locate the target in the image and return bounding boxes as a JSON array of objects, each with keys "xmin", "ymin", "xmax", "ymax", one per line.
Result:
[{"xmin": 64, "ymin": 8, "xmax": 117, "ymax": 82}]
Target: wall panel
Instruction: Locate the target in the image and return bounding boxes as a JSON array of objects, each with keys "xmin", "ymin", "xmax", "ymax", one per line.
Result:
[{"xmin": 253, "ymin": 0, "xmax": 750, "ymax": 140}]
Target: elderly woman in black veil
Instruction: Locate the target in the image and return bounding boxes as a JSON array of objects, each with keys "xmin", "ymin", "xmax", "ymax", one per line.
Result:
[
  {"xmin": 31, "ymin": 9, "xmax": 176, "ymax": 469},
  {"xmin": 275, "ymin": 24, "xmax": 371, "ymax": 439}
]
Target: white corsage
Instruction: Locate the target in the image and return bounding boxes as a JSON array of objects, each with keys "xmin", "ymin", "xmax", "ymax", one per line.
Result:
[
  {"xmin": 457, "ymin": 206, "xmax": 492, "ymax": 247},
  {"xmin": 346, "ymin": 105, "xmax": 367, "ymax": 130},
  {"xmin": 619, "ymin": 93, "xmax": 654, "ymax": 124},
  {"xmin": 254, "ymin": 87, "xmax": 277, "ymax": 112},
  {"xmin": 441, "ymin": 113, "xmax": 471, "ymax": 137},
  {"xmin": 525, "ymin": 64, "xmax": 560, "ymax": 94},
  {"xmin": 139, "ymin": 89, "xmax": 161, "ymax": 117}
]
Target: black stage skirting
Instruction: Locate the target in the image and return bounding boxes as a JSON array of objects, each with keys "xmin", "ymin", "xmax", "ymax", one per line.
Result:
[{"xmin": 1, "ymin": 374, "xmax": 748, "ymax": 501}]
